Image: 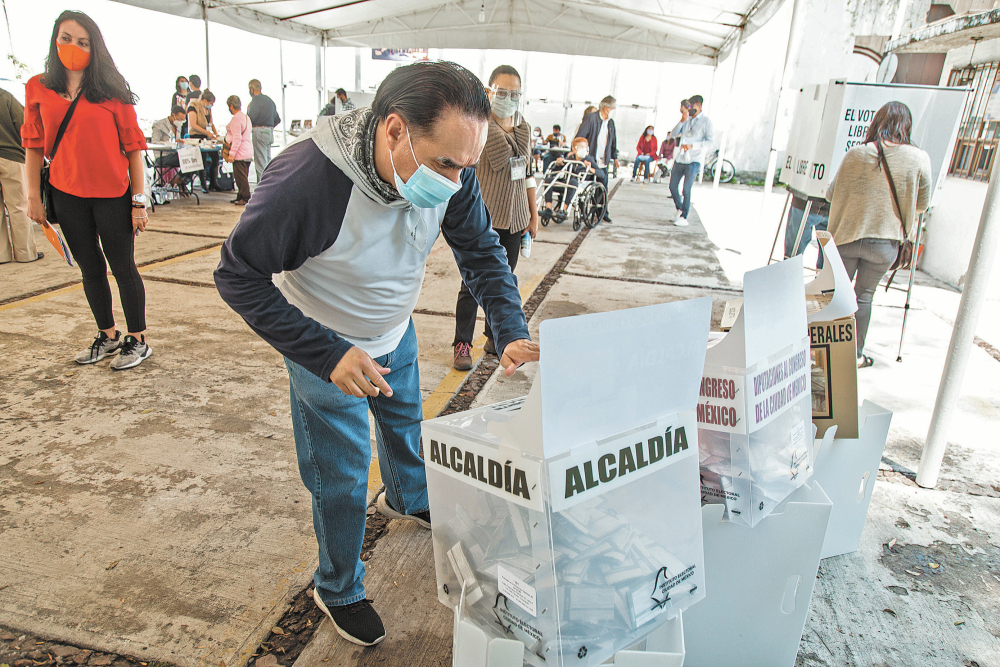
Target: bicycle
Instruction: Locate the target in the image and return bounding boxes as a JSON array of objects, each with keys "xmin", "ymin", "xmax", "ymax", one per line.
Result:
[{"xmin": 704, "ymin": 150, "xmax": 735, "ymax": 183}]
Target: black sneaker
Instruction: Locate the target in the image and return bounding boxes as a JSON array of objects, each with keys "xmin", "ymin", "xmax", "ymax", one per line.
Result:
[
  {"xmin": 313, "ymin": 589, "xmax": 385, "ymax": 647},
  {"xmin": 376, "ymin": 491, "xmax": 431, "ymax": 529},
  {"xmin": 483, "ymin": 338, "xmax": 497, "ymax": 356},
  {"xmin": 75, "ymin": 331, "xmax": 122, "ymax": 364}
]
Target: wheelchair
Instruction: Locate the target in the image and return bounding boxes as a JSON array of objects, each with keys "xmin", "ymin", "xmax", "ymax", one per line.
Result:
[{"xmin": 535, "ymin": 158, "xmax": 608, "ymax": 231}]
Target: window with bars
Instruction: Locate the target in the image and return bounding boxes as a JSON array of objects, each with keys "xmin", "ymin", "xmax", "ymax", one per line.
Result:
[{"xmin": 947, "ymin": 63, "xmax": 1000, "ymax": 181}]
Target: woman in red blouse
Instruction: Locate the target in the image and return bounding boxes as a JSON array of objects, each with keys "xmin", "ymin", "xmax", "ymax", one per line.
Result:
[
  {"xmin": 633, "ymin": 125, "xmax": 658, "ymax": 183},
  {"xmin": 24, "ymin": 11, "xmax": 152, "ymax": 370}
]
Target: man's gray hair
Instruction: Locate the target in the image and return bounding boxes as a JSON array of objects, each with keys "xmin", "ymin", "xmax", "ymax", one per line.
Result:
[{"xmin": 599, "ymin": 95, "xmax": 616, "ymax": 110}]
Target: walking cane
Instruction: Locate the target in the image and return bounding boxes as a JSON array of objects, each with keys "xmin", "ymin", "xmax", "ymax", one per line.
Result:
[{"xmin": 896, "ymin": 213, "xmax": 925, "ymax": 362}]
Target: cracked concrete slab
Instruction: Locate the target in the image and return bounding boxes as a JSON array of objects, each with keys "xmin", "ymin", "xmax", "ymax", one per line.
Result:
[
  {"xmin": 415, "ymin": 232, "xmax": 567, "ymax": 316},
  {"xmin": 0, "ymin": 280, "xmax": 315, "ymax": 667},
  {"xmin": 800, "ymin": 481, "xmax": 999, "ymax": 666}
]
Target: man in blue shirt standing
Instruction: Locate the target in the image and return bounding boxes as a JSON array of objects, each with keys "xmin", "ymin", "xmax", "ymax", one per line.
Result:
[
  {"xmin": 215, "ymin": 62, "xmax": 538, "ymax": 649},
  {"xmin": 670, "ymin": 95, "xmax": 715, "ymax": 227},
  {"xmin": 247, "ymin": 79, "xmax": 281, "ymax": 182}
]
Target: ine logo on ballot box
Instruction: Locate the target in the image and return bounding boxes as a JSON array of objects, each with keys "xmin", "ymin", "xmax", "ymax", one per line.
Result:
[{"xmin": 424, "ymin": 298, "xmax": 712, "ymax": 667}]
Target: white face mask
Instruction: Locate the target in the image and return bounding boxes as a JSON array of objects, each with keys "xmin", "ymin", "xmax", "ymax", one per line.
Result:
[
  {"xmin": 575, "ymin": 147, "xmax": 588, "ymax": 159},
  {"xmin": 491, "ymin": 93, "xmax": 519, "ymax": 119},
  {"xmin": 173, "ymin": 119, "xmax": 183, "ymax": 128},
  {"xmin": 605, "ymin": 108, "xmax": 615, "ymax": 120}
]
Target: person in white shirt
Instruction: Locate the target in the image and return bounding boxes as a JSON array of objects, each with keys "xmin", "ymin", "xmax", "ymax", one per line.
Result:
[{"xmin": 669, "ymin": 95, "xmax": 714, "ymax": 226}]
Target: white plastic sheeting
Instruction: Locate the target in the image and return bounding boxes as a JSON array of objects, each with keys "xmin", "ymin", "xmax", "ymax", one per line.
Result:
[{"xmin": 112, "ymin": 0, "xmax": 787, "ymax": 65}]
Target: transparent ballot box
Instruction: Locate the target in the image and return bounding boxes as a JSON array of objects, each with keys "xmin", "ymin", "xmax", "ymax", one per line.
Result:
[
  {"xmin": 697, "ymin": 258, "xmax": 816, "ymax": 527},
  {"xmin": 424, "ymin": 298, "xmax": 712, "ymax": 667}
]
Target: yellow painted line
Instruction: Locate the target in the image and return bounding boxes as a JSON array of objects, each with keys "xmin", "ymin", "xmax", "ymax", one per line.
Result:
[
  {"xmin": 0, "ymin": 245, "xmax": 223, "ymax": 313},
  {"xmin": 138, "ymin": 244, "xmax": 222, "ymax": 273},
  {"xmin": 420, "ymin": 270, "xmax": 546, "ymax": 420},
  {"xmin": 0, "ymin": 283, "xmax": 84, "ymax": 312}
]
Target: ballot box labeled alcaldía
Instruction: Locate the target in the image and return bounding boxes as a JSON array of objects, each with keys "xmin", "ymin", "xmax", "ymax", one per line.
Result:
[
  {"xmin": 424, "ymin": 298, "xmax": 712, "ymax": 667},
  {"xmin": 697, "ymin": 257, "xmax": 815, "ymax": 527}
]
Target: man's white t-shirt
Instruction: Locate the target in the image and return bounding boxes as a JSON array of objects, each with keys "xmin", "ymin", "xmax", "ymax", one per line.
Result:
[{"xmin": 595, "ymin": 117, "xmax": 610, "ymax": 168}]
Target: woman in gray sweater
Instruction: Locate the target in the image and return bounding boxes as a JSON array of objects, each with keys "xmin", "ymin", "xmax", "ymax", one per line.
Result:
[{"xmin": 826, "ymin": 101, "xmax": 931, "ymax": 368}]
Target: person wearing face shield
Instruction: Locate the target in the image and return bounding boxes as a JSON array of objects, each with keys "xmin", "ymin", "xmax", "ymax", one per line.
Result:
[
  {"xmin": 452, "ymin": 64, "xmax": 538, "ymax": 370},
  {"xmin": 574, "ymin": 95, "xmax": 617, "ymax": 222},
  {"xmin": 215, "ymin": 61, "xmax": 539, "ymax": 648}
]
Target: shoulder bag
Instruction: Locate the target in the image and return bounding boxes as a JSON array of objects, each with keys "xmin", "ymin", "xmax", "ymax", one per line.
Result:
[
  {"xmin": 877, "ymin": 142, "xmax": 914, "ymax": 289},
  {"xmin": 40, "ymin": 93, "xmax": 82, "ymax": 224}
]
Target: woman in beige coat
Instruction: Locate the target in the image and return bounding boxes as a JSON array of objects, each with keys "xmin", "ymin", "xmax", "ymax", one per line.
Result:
[{"xmin": 826, "ymin": 101, "xmax": 931, "ymax": 368}]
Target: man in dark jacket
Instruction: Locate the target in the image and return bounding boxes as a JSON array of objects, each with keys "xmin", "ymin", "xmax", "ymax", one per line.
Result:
[
  {"xmin": 575, "ymin": 95, "xmax": 617, "ymax": 222},
  {"xmin": 215, "ymin": 61, "xmax": 538, "ymax": 648}
]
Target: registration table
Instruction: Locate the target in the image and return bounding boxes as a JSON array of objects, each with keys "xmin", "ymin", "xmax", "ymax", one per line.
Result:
[{"xmin": 145, "ymin": 142, "xmax": 223, "ymax": 207}]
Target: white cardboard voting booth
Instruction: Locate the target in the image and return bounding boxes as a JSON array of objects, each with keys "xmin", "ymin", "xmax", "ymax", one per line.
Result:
[
  {"xmin": 812, "ymin": 401, "xmax": 892, "ymax": 560},
  {"xmin": 779, "ymin": 80, "xmax": 967, "ymax": 202},
  {"xmin": 806, "ymin": 232, "xmax": 860, "ymax": 439},
  {"xmin": 682, "ymin": 481, "xmax": 833, "ymax": 667},
  {"xmin": 802, "ymin": 233, "xmax": 894, "ymax": 559},
  {"xmin": 697, "ymin": 258, "xmax": 815, "ymax": 527},
  {"xmin": 424, "ymin": 298, "xmax": 713, "ymax": 667}
]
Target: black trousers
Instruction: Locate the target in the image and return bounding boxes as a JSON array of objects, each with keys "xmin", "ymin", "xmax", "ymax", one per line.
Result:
[
  {"xmin": 233, "ymin": 160, "xmax": 251, "ymax": 202},
  {"xmin": 453, "ymin": 228, "xmax": 522, "ymax": 347},
  {"xmin": 52, "ymin": 186, "xmax": 146, "ymax": 332}
]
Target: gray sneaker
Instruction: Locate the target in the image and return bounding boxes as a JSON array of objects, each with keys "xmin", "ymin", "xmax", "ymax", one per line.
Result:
[
  {"xmin": 110, "ymin": 335, "xmax": 152, "ymax": 370},
  {"xmin": 75, "ymin": 331, "xmax": 122, "ymax": 364}
]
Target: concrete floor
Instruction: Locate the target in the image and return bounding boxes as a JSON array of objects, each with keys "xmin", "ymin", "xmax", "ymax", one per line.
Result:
[{"xmin": 1, "ymin": 181, "xmax": 998, "ymax": 667}]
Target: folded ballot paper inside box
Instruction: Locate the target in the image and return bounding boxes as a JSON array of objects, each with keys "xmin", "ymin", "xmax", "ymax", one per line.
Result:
[
  {"xmin": 697, "ymin": 257, "xmax": 815, "ymax": 527},
  {"xmin": 806, "ymin": 232, "xmax": 860, "ymax": 439},
  {"xmin": 424, "ymin": 298, "xmax": 712, "ymax": 667}
]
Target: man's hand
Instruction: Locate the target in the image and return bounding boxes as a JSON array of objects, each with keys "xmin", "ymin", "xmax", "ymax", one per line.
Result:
[
  {"xmin": 527, "ymin": 214, "xmax": 539, "ymax": 239},
  {"xmin": 329, "ymin": 346, "xmax": 393, "ymax": 398},
  {"xmin": 681, "ymin": 144, "xmax": 693, "ymax": 152},
  {"xmin": 500, "ymin": 339, "xmax": 540, "ymax": 377}
]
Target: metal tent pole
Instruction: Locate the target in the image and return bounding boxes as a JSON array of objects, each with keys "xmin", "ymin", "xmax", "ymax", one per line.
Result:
[
  {"xmin": 280, "ymin": 40, "xmax": 287, "ymax": 145},
  {"xmin": 917, "ymin": 164, "xmax": 1000, "ymax": 488},
  {"xmin": 714, "ymin": 27, "xmax": 744, "ymax": 190},
  {"xmin": 316, "ymin": 44, "xmax": 323, "ymax": 114},
  {"xmin": 766, "ymin": 191, "xmax": 792, "ymax": 264},
  {"xmin": 757, "ymin": 0, "xmax": 808, "ymax": 228},
  {"xmin": 203, "ymin": 1, "xmax": 210, "ymax": 89},
  {"xmin": 895, "ymin": 213, "xmax": 925, "ymax": 362}
]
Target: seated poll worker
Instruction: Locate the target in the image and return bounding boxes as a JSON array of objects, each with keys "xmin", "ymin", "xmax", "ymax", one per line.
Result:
[{"xmin": 214, "ymin": 61, "xmax": 539, "ymax": 648}]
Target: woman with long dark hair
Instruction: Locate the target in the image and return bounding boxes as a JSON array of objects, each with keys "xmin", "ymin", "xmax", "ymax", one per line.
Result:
[
  {"xmin": 826, "ymin": 101, "xmax": 931, "ymax": 368},
  {"xmin": 633, "ymin": 124, "xmax": 657, "ymax": 182},
  {"xmin": 23, "ymin": 10, "xmax": 152, "ymax": 370},
  {"xmin": 170, "ymin": 75, "xmax": 188, "ymax": 113}
]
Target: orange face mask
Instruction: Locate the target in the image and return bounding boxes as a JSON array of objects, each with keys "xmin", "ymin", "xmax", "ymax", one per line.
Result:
[{"xmin": 57, "ymin": 42, "xmax": 91, "ymax": 71}]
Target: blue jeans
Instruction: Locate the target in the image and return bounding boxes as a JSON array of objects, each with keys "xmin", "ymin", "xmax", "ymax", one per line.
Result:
[
  {"xmin": 669, "ymin": 161, "xmax": 700, "ymax": 219},
  {"xmin": 784, "ymin": 205, "xmax": 828, "ymax": 269},
  {"xmin": 632, "ymin": 155, "xmax": 653, "ymax": 179},
  {"xmin": 285, "ymin": 319, "xmax": 428, "ymax": 607}
]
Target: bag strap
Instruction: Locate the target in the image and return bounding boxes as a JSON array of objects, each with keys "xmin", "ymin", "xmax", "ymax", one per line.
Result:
[
  {"xmin": 49, "ymin": 93, "xmax": 82, "ymax": 163},
  {"xmin": 877, "ymin": 141, "xmax": 907, "ymax": 240}
]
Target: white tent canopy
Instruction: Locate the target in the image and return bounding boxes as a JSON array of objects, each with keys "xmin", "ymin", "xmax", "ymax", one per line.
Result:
[{"xmin": 114, "ymin": 0, "xmax": 786, "ymax": 65}]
